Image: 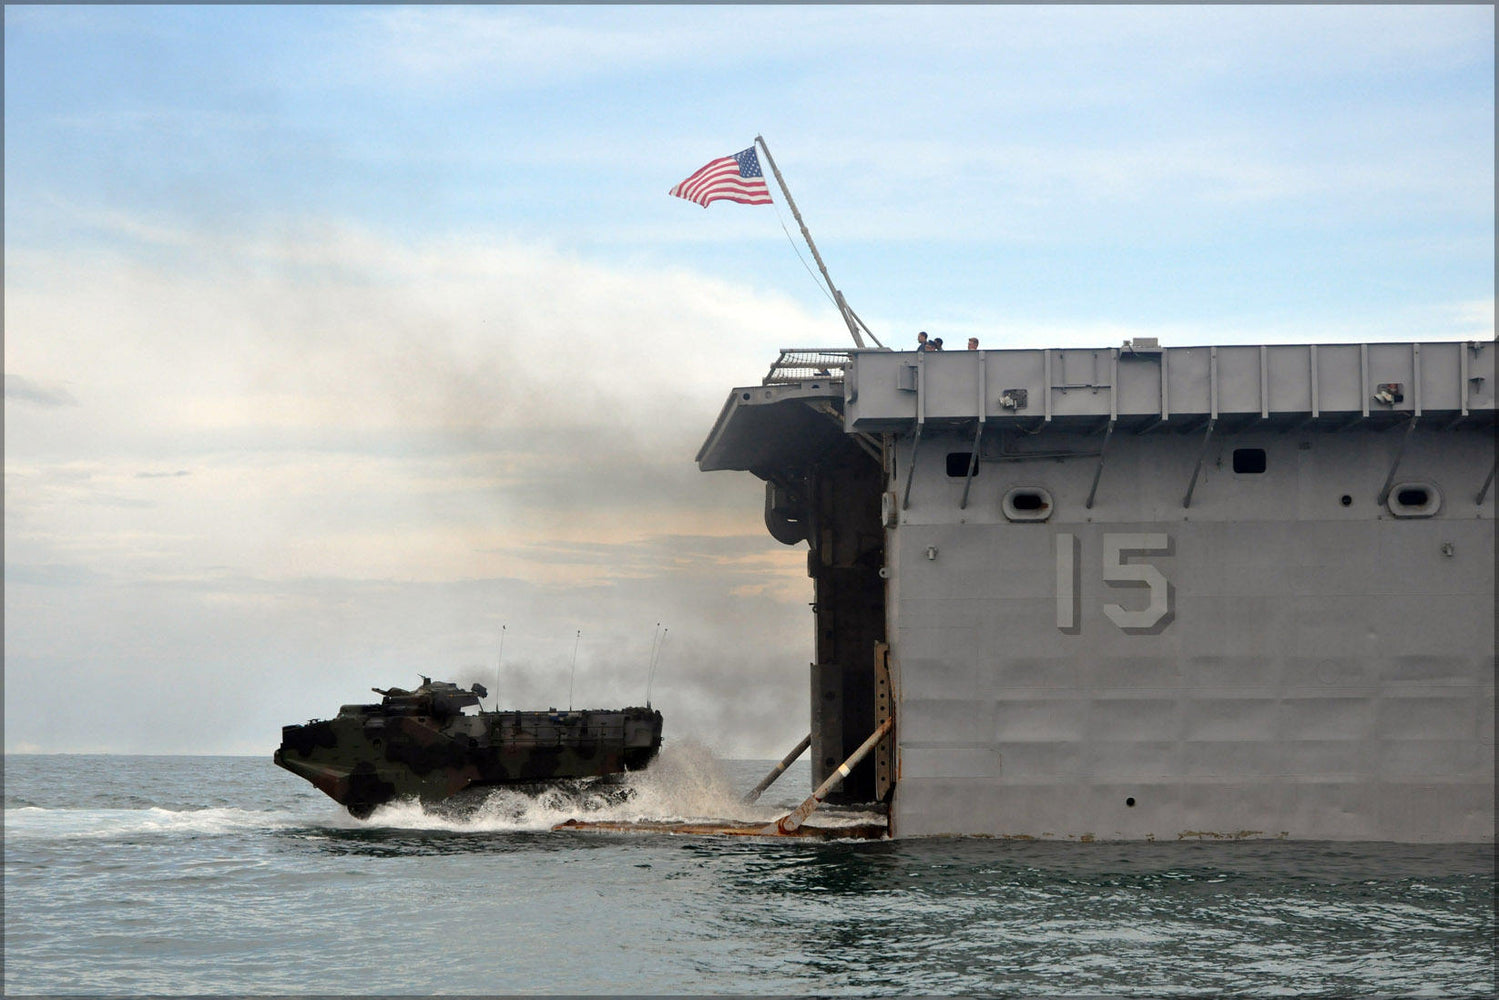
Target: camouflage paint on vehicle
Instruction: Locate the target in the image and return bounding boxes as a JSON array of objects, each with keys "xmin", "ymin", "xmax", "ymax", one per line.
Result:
[{"xmin": 273, "ymin": 678, "xmax": 664, "ymax": 818}]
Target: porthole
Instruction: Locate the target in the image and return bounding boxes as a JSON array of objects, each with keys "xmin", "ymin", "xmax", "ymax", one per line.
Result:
[
  {"xmin": 1387, "ymin": 482, "xmax": 1441, "ymax": 518},
  {"xmin": 946, "ymin": 452, "xmax": 977, "ymax": 477},
  {"xmin": 1002, "ymin": 487, "xmax": 1053, "ymax": 522},
  {"xmin": 1398, "ymin": 488, "xmax": 1426, "ymax": 505},
  {"xmin": 1232, "ymin": 448, "xmax": 1267, "ymax": 474}
]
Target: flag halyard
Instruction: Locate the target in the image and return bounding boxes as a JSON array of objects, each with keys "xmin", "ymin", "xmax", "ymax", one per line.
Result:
[{"xmin": 669, "ymin": 147, "xmax": 773, "ymax": 207}]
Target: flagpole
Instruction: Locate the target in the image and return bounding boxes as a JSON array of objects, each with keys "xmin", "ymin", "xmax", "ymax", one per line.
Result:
[{"xmin": 754, "ymin": 135, "xmax": 882, "ymax": 350}]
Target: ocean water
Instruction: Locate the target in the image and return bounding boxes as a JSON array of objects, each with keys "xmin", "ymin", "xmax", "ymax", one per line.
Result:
[{"xmin": 4, "ymin": 751, "xmax": 1494, "ymax": 996}]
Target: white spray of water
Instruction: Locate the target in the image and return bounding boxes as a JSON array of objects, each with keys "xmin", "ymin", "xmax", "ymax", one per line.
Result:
[
  {"xmin": 360, "ymin": 739, "xmax": 784, "ymax": 832},
  {"xmin": 5, "ymin": 743, "xmax": 879, "ymax": 838}
]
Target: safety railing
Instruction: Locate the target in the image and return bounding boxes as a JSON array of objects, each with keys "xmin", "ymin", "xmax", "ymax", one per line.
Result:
[{"xmin": 763, "ymin": 349, "xmax": 852, "ymax": 386}]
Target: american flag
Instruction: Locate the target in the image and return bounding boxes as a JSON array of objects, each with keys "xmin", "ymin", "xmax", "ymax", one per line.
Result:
[{"xmin": 668, "ymin": 147, "xmax": 773, "ymax": 207}]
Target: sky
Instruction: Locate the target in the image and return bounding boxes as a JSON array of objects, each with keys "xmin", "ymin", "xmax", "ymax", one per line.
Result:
[{"xmin": 4, "ymin": 5, "xmax": 1493, "ymax": 756}]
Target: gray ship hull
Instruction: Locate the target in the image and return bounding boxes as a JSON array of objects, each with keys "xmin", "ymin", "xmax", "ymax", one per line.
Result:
[{"xmin": 701, "ymin": 341, "xmax": 1495, "ymax": 841}]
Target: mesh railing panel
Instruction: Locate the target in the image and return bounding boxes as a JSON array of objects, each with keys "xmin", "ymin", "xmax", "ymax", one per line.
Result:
[{"xmin": 763, "ymin": 349, "xmax": 852, "ymax": 385}]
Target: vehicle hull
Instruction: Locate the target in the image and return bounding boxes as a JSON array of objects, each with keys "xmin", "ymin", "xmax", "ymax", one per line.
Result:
[{"xmin": 276, "ymin": 706, "xmax": 663, "ymax": 818}]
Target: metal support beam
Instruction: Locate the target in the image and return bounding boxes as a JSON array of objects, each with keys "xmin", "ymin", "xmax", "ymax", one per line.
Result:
[
  {"xmin": 1478, "ymin": 459, "xmax": 1496, "ymax": 506},
  {"xmin": 960, "ymin": 355, "xmax": 987, "ymax": 510},
  {"xmin": 743, "ymin": 734, "xmax": 811, "ymax": 804},
  {"xmin": 901, "ymin": 426, "xmax": 923, "ymax": 511},
  {"xmin": 810, "ymin": 401, "xmax": 880, "ymax": 463},
  {"xmin": 1182, "ymin": 417, "xmax": 1217, "ymax": 508},
  {"xmin": 1160, "ymin": 346, "xmax": 1171, "ymax": 425},
  {"xmin": 902, "ymin": 360, "xmax": 925, "ymax": 510},
  {"xmin": 1085, "ymin": 418, "xmax": 1116, "ymax": 510},
  {"xmin": 762, "ymin": 717, "xmax": 893, "ymax": 835},
  {"xmin": 1260, "ymin": 345, "xmax": 1270, "ymax": 420},
  {"xmin": 1310, "ymin": 344, "xmax": 1320, "ymax": 420},
  {"xmin": 1413, "ymin": 342, "xmax": 1423, "ymax": 417},
  {"xmin": 1181, "ymin": 351, "xmax": 1219, "ymax": 509},
  {"xmin": 1376, "ymin": 415, "xmax": 1420, "ymax": 506},
  {"xmin": 1043, "ymin": 350, "xmax": 1053, "ymax": 424},
  {"xmin": 852, "ymin": 433, "xmax": 883, "ymax": 464},
  {"xmin": 959, "ymin": 422, "xmax": 983, "ymax": 510},
  {"xmin": 1460, "ymin": 341, "xmax": 1471, "ymax": 417},
  {"xmin": 1360, "ymin": 344, "xmax": 1370, "ymax": 419}
]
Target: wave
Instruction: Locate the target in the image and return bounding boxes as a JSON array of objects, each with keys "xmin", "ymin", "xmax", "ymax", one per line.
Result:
[
  {"xmin": 3, "ymin": 804, "xmax": 324, "ymax": 839},
  {"xmin": 4, "ymin": 742, "xmax": 880, "ymax": 838}
]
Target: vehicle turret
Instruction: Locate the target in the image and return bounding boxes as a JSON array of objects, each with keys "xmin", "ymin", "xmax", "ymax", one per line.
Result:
[{"xmin": 369, "ymin": 676, "xmax": 487, "ymax": 718}]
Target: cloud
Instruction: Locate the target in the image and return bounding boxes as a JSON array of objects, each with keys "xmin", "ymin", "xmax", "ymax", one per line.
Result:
[
  {"xmin": 4, "ymin": 374, "xmax": 78, "ymax": 407},
  {"xmin": 342, "ymin": 6, "xmax": 1491, "ymax": 95},
  {"xmin": 5, "ymin": 212, "xmax": 824, "ymax": 436},
  {"xmin": 3, "ymin": 562, "xmax": 104, "ymax": 587},
  {"xmin": 3, "ymin": 217, "xmax": 829, "ymax": 755},
  {"xmin": 342, "ymin": 6, "xmax": 833, "ymax": 91},
  {"xmin": 4, "ymin": 212, "xmax": 834, "ymax": 594}
]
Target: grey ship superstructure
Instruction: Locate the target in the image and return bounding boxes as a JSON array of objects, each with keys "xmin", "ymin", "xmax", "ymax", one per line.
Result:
[{"xmin": 699, "ymin": 340, "xmax": 1495, "ymax": 841}]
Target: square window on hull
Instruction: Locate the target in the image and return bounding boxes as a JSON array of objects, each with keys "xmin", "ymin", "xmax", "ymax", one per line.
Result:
[
  {"xmin": 946, "ymin": 452, "xmax": 977, "ymax": 477},
  {"xmin": 1233, "ymin": 448, "xmax": 1267, "ymax": 474}
]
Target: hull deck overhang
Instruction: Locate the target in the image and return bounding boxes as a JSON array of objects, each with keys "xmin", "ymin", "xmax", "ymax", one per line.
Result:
[{"xmin": 697, "ymin": 381, "xmax": 847, "ymax": 475}]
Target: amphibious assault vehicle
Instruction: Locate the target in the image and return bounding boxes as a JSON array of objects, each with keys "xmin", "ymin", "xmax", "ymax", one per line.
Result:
[{"xmin": 274, "ymin": 677, "xmax": 664, "ymax": 818}]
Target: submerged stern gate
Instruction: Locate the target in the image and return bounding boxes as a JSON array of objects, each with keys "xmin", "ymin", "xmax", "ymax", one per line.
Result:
[{"xmin": 699, "ymin": 342, "xmax": 1496, "ymax": 842}]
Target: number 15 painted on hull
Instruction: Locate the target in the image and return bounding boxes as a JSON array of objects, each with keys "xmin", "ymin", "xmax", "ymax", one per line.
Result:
[{"xmin": 1056, "ymin": 532, "xmax": 1175, "ymax": 634}]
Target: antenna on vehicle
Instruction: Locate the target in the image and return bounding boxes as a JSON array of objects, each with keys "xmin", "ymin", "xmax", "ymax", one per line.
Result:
[
  {"xmin": 495, "ymin": 624, "xmax": 507, "ymax": 712},
  {"xmin": 646, "ymin": 626, "xmax": 668, "ymax": 709},
  {"xmin": 567, "ymin": 629, "xmax": 581, "ymax": 712},
  {"xmin": 645, "ymin": 622, "xmax": 662, "ymax": 708}
]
